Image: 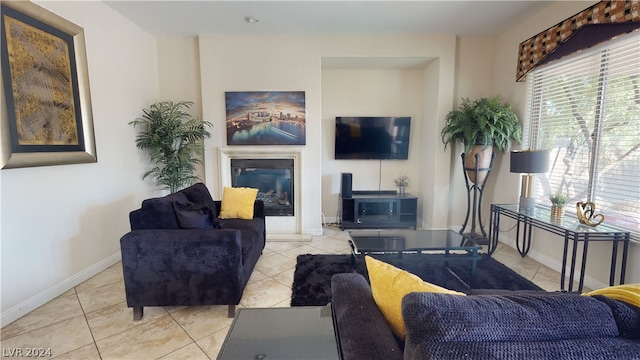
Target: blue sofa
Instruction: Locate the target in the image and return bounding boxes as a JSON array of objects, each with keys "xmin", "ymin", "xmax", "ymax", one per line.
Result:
[
  {"xmin": 120, "ymin": 183, "xmax": 265, "ymax": 320},
  {"xmin": 331, "ymin": 273, "xmax": 640, "ymax": 360}
]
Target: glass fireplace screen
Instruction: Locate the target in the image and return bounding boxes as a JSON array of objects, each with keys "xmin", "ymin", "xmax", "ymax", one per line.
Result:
[{"xmin": 231, "ymin": 158, "xmax": 294, "ymax": 216}]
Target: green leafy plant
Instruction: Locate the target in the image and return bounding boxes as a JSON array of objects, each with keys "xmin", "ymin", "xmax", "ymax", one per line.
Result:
[
  {"xmin": 441, "ymin": 96, "xmax": 522, "ymax": 154},
  {"xmin": 394, "ymin": 173, "xmax": 410, "ymax": 187},
  {"xmin": 549, "ymin": 193, "xmax": 569, "ymax": 207},
  {"xmin": 129, "ymin": 101, "xmax": 213, "ymax": 193}
]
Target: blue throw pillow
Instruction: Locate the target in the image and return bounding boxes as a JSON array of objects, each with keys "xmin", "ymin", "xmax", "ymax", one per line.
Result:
[{"xmin": 172, "ymin": 201, "xmax": 219, "ymax": 229}]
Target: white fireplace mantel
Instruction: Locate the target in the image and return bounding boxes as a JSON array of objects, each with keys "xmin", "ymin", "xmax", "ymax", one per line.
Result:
[{"xmin": 218, "ymin": 146, "xmax": 305, "ymax": 235}]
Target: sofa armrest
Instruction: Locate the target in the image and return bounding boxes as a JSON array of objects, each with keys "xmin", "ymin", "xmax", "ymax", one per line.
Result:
[
  {"xmin": 331, "ymin": 273, "xmax": 402, "ymax": 360},
  {"xmin": 120, "ymin": 229, "xmax": 246, "ymax": 306}
]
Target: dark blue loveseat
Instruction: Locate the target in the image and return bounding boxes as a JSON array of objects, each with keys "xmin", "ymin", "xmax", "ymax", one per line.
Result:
[{"xmin": 120, "ymin": 183, "xmax": 265, "ymax": 320}]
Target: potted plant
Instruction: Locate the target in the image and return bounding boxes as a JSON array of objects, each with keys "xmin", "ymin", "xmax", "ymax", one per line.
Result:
[
  {"xmin": 441, "ymin": 96, "xmax": 522, "ymax": 183},
  {"xmin": 549, "ymin": 193, "xmax": 569, "ymax": 220},
  {"xmin": 394, "ymin": 173, "xmax": 410, "ymax": 195},
  {"xmin": 129, "ymin": 100, "xmax": 213, "ymax": 193}
]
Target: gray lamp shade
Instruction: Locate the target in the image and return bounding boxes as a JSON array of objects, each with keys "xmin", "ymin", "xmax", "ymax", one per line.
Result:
[{"xmin": 510, "ymin": 150, "xmax": 550, "ymax": 173}]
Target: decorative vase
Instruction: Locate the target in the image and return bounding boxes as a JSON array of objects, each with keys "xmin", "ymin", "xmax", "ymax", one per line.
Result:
[
  {"xmin": 464, "ymin": 144, "xmax": 494, "ymax": 184},
  {"xmin": 398, "ymin": 186, "xmax": 405, "ymax": 196},
  {"xmin": 550, "ymin": 205, "xmax": 564, "ymax": 223}
]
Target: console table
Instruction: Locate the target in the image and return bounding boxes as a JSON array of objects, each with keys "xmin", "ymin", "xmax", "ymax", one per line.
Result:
[
  {"xmin": 489, "ymin": 204, "xmax": 630, "ymax": 292},
  {"xmin": 340, "ymin": 191, "xmax": 417, "ymax": 230}
]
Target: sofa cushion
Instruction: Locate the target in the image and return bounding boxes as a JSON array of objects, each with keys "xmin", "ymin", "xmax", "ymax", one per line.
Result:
[
  {"xmin": 364, "ymin": 256, "xmax": 465, "ymax": 339},
  {"xmin": 180, "ymin": 183, "xmax": 218, "ymax": 215},
  {"xmin": 219, "ymin": 218, "xmax": 265, "ymax": 237},
  {"xmin": 403, "ymin": 337, "xmax": 640, "ymax": 360},
  {"xmin": 130, "ymin": 192, "xmax": 189, "ymax": 230},
  {"xmin": 219, "ymin": 187, "xmax": 259, "ymax": 219},
  {"xmin": 402, "ymin": 292, "xmax": 619, "ymax": 344},
  {"xmin": 591, "ymin": 295, "xmax": 640, "ymax": 339},
  {"xmin": 465, "ymin": 288, "xmax": 553, "ymax": 296},
  {"xmin": 172, "ymin": 201, "xmax": 219, "ymax": 229},
  {"xmin": 401, "ymin": 292, "xmax": 632, "ymax": 359}
]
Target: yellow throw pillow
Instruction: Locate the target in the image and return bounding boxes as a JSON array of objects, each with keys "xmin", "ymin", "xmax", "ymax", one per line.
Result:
[
  {"xmin": 218, "ymin": 187, "xmax": 259, "ymax": 219},
  {"xmin": 583, "ymin": 283, "xmax": 640, "ymax": 308},
  {"xmin": 365, "ymin": 255, "xmax": 466, "ymax": 339}
]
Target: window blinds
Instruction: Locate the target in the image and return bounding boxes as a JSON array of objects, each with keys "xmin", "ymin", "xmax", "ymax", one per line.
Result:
[{"xmin": 524, "ymin": 31, "xmax": 640, "ymax": 242}]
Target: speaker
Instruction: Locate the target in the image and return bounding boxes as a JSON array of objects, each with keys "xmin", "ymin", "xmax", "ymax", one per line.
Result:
[{"xmin": 340, "ymin": 173, "xmax": 353, "ymax": 198}]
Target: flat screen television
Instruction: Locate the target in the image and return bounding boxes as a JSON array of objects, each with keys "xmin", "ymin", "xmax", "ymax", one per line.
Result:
[{"xmin": 335, "ymin": 116, "xmax": 411, "ymax": 160}]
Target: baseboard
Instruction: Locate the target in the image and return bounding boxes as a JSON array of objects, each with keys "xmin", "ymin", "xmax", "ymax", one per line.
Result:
[
  {"xmin": 525, "ymin": 247, "xmax": 607, "ymax": 291},
  {"xmin": 325, "ymin": 216, "xmax": 339, "ymax": 225},
  {"xmin": 267, "ymin": 233, "xmax": 313, "ymax": 242},
  {"xmin": 1, "ymin": 251, "xmax": 122, "ymax": 328},
  {"xmin": 497, "ymin": 237, "xmax": 608, "ymax": 291}
]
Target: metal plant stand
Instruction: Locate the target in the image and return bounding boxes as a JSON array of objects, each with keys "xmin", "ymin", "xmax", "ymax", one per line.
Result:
[{"xmin": 459, "ymin": 152, "xmax": 495, "ymax": 243}]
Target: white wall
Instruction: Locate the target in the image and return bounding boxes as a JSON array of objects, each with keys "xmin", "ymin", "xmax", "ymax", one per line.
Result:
[
  {"xmin": 491, "ymin": 0, "xmax": 639, "ymax": 287},
  {"xmin": 1, "ymin": 1, "xmax": 160, "ymax": 326}
]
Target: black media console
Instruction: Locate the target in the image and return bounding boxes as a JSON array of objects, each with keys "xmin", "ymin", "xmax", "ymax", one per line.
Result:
[{"xmin": 340, "ymin": 191, "xmax": 418, "ymax": 230}]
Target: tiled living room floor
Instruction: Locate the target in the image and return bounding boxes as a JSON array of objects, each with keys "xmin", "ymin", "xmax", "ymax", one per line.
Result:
[{"xmin": 1, "ymin": 225, "xmax": 586, "ymax": 359}]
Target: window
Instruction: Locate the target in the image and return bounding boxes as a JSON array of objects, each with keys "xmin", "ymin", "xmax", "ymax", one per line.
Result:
[{"xmin": 524, "ymin": 31, "xmax": 640, "ymax": 242}]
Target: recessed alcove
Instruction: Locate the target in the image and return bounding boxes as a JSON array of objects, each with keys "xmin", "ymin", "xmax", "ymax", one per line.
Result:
[{"xmin": 320, "ymin": 56, "xmax": 441, "ymax": 229}]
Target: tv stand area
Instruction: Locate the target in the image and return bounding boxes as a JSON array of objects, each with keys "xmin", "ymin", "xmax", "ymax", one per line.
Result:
[{"xmin": 340, "ymin": 191, "xmax": 418, "ymax": 230}]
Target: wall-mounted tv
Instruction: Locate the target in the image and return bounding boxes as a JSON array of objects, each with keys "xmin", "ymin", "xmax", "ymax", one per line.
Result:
[{"xmin": 335, "ymin": 116, "xmax": 411, "ymax": 160}]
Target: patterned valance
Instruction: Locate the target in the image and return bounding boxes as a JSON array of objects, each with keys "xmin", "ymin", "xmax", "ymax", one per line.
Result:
[{"xmin": 516, "ymin": 1, "xmax": 640, "ymax": 82}]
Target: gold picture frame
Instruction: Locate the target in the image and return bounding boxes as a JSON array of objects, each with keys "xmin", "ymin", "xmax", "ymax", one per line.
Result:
[{"xmin": 1, "ymin": 1, "xmax": 96, "ymax": 169}]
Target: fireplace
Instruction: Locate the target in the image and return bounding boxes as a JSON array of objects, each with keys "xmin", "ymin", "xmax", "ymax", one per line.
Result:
[
  {"xmin": 231, "ymin": 159, "xmax": 294, "ymax": 216},
  {"xmin": 217, "ymin": 146, "xmax": 304, "ymax": 234}
]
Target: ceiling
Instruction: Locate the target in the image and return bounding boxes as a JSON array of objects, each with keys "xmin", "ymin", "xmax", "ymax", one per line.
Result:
[{"xmin": 103, "ymin": 1, "xmax": 552, "ymax": 38}]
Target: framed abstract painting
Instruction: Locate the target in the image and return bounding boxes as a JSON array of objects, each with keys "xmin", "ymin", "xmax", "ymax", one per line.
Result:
[{"xmin": 1, "ymin": 1, "xmax": 96, "ymax": 169}]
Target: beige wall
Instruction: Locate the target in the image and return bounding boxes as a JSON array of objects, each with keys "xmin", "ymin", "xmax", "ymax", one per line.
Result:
[
  {"xmin": 1, "ymin": 1, "xmax": 160, "ymax": 325},
  {"xmin": 196, "ymin": 34, "xmax": 457, "ymax": 234},
  {"xmin": 447, "ymin": 36, "xmax": 498, "ymax": 229},
  {"xmin": 156, "ymin": 38, "xmax": 206, "ymax": 177},
  {"xmin": 321, "ymin": 67, "xmax": 426, "ymax": 224}
]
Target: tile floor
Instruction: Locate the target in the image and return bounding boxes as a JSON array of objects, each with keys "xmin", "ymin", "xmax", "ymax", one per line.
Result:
[{"xmin": 1, "ymin": 225, "xmax": 582, "ymax": 359}]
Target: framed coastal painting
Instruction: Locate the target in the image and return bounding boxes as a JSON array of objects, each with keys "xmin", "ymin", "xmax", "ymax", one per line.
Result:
[
  {"xmin": 1, "ymin": 1, "xmax": 96, "ymax": 169},
  {"xmin": 225, "ymin": 91, "xmax": 306, "ymax": 145}
]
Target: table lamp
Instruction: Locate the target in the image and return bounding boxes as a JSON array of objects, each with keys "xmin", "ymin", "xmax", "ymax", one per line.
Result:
[{"xmin": 510, "ymin": 150, "xmax": 550, "ymax": 210}]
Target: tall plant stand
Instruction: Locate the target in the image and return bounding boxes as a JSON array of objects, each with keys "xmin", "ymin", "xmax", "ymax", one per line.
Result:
[{"xmin": 459, "ymin": 152, "xmax": 495, "ymax": 243}]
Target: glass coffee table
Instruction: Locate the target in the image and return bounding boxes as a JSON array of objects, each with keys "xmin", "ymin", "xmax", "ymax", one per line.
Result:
[
  {"xmin": 217, "ymin": 304, "xmax": 340, "ymax": 360},
  {"xmin": 348, "ymin": 229, "xmax": 482, "ymax": 281}
]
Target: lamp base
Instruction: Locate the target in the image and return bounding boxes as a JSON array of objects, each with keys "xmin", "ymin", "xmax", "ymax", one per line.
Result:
[{"xmin": 519, "ymin": 196, "xmax": 536, "ymax": 211}]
